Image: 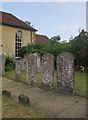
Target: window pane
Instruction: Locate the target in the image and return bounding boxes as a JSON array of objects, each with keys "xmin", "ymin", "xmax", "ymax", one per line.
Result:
[{"xmin": 15, "ymin": 30, "xmax": 22, "ymax": 57}]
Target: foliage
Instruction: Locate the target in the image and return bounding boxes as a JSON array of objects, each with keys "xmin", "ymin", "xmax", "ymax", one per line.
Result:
[
  {"xmin": 49, "ymin": 35, "xmax": 61, "ymax": 45},
  {"xmin": 5, "ymin": 55, "xmax": 15, "ymax": 71},
  {"xmin": 19, "ymin": 30, "xmax": 88, "ymax": 67},
  {"xmin": 19, "ymin": 44, "xmax": 44, "ymax": 57},
  {"xmin": 19, "ymin": 42, "xmax": 69, "ymax": 58},
  {"xmin": 69, "ymin": 29, "xmax": 88, "ymax": 66}
]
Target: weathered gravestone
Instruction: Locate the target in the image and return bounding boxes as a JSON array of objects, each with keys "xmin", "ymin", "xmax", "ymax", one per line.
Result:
[
  {"xmin": 34, "ymin": 53, "xmax": 42, "ymax": 72},
  {"xmin": 25, "ymin": 54, "xmax": 37, "ymax": 86},
  {"xmin": 57, "ymin": 52, "xmax": 74, "ymax": 94},
  {"xmin": 0, "ymin": 53, "xmax": 5, "ymax": 76},
  {"xmin": 20, "ymin": 58, "xmax": 26, "ymax": 71},
  {"xmin": 41, "ymin": 53, "xmax": 54, "ymax": 89},
  {"xmin": 15, "ymin": 60, "xmax": 22, "ymax": 81}
]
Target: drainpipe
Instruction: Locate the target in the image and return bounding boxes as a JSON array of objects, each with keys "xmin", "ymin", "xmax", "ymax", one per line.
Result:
[{"xmin": 30, "ymin": 31, "xmax": 32, "ymax": 45}]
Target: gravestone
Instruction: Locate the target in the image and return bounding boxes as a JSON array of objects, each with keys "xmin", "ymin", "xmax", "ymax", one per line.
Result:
[
  {"xmin": 34, "ymin": 53, "xmax": 42, "ymax": 72},
  {"xmin": 41, "ymin": 53, "xmax": 54, "ymax": 89},
  {"xmin": 0, "ymin": 53, "xmax": 5, "ymax": 76},
  {"xmin": 25, "ymin": 54, "xmax": 37, "ymax": 86},
  {"xmin": 20, "ymin": 58, "xmax": 26, "ymax": 71},
  {"xmin": 15, "ymin": 60, "xmax": 22, "ymax": 81},
  {"xmin": 57, "ymin": 52, "xmax": 74, "ymax": 94}
]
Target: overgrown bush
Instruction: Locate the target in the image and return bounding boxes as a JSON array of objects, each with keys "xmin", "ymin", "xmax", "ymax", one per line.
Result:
[
  {"xmin": 19, "ymin": 44, "xmax": 46, "ymax": 58},
  {"xmin": 5, "ymin": 55, "xmax": 15, "ymax": 71},
  {"xmin": 19, "ymin": 30, "xmax": 88, "ymax": 67}
]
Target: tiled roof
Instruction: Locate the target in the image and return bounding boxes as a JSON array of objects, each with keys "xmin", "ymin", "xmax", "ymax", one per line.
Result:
[
  {"xmin": 0, "ymin": 11, "xmax": 37, "ymax": 31},
  {"xmin": 35, "ymin": 34, "xmax": 48, "ymax": 44}
]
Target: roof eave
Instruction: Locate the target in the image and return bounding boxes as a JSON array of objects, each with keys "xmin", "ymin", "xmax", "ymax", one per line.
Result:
[{"xmin": 0, "ymin": 22, "xmax": 38, "ymax": 31}]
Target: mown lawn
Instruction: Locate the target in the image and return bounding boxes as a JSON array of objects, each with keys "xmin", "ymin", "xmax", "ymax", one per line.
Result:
[
  {"xmin": 4, "ymin": 70, "xmax": 87, "ymax": 97},
  {"xmin": 74, "ymin": 71, "xmax": 87, "ymax": 97},
  {"xmin": 2, "ymin": 96, "xmax": 47, "ymax": 118}
]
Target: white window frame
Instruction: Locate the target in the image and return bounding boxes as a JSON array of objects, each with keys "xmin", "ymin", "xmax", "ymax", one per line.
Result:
[{"xmin": 15, "ymin": 30, "xmax": 22, "ymax": 58}]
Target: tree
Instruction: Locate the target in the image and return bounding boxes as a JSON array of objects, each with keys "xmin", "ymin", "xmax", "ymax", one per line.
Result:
[
  {"xmin": 49, "ymin": 35, "xmax": 61, "ymax": 45},
  {"xmin": 69, "ymin": 29, "xmax": 88, "ymax": 66},
  {"xmin": 19, "ymin": 30, "xmax": 88, "ymax": 67},
  {"xmin": 69, "ymin": 35, "xmax": 73, "ymax": 42}
]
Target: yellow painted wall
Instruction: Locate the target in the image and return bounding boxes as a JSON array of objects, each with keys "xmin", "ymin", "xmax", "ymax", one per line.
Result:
[
  {"xmin": 0, "ymin": 25, "xmax": 34, "ymax": 57},
  {"xmin": 32, "ymin": 31, "xmax": 36, "ymax": 44}
]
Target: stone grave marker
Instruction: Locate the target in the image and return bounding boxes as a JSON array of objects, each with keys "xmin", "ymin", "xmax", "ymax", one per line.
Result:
[
  {"xmin": 20, "ymin": 58, "xmax": 26, "ymax": 71},
  {"xmin": 34, "ymin": 52, "xmax": 42, "ymax": 72},
  {"xmin": 57, "ymin": 52, "xmax": 74, "ymax": 94},
  {"xmin": 15, "ymin": 60, "xmax": 22, "ymax": 81},
  {"xmin": 25, "ymin": 54, "xmax": 37, "ymax": 86},
  {"xmin": 41, "ymin": 53, "xmax": 54, "ymax": 89}
]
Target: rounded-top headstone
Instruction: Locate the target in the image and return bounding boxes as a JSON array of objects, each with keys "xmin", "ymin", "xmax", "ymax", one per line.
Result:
[
  {"xmin": 25, "ymin": 54, "xmax": 37, "ymax": 86},
  {"xmin": 41, "ymin": 53, "xmax": 54, "ymax": 89},
  {"xmin": 57, "ymin": 52, "xmax": 74, "ymax": 94}
]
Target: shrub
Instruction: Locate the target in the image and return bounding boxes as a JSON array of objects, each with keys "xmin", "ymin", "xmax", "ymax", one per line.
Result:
[{"xmin": 5, "ymin": 55, "xmax": 15, "ymax": 71}]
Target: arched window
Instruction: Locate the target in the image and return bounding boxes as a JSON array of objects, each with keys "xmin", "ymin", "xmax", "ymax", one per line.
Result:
[{"xmin": 15, "ymin": 30, "xmax": 22, "ymax": 58}]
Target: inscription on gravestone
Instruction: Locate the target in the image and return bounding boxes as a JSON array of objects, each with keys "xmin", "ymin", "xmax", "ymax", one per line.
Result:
[
  {"xmin": 41, "ymin": 53, "xmax": 54, "ymax": 89},
  {"xmin": 25, "ymin": 54, "xmax": 37, "ymax": 86},
  {"xmin": 57, "ymin": 52, "xmax": 74, "ymax": 94}
]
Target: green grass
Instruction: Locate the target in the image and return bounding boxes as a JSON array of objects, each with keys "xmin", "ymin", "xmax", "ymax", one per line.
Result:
[
  {"xmin": 4, "ymin": 70, "xmax": 15, "ymax": 81},
  {"xmin": 2, "ymin": 96, "xmax": 47, "ymax": 118},
  {"xmin": 4, "ymin": 70, "xmax": 87, "ymax": 97},
  {"xmin": 74, "ymin": 71, "xmax": 87, "ymax": 97}
]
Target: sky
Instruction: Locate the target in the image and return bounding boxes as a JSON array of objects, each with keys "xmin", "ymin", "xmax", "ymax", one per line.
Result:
[{"xmin": 1, "ymin": 2, "xmax": 86, "ymax": 41}]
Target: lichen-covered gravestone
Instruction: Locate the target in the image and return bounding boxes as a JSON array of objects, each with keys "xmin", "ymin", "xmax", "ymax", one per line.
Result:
[
  {"xmin": 0, "ymin": 53, "xmax": 5, "ymax": 76},
  {"xmin": 20, "ymin": 58, "xmax": 26, "ymax": 71},
  {"xmin": 25, "ymin": 54, "xmax": 37, "ymax": 87},
  {"xmin": 57, "ymin": 52, "xmax": 74, "ymax": 94},
  {"xmin": 34, "ymin": 53, "xmax": 42, "ymax": 72},
  {"xmin": 41, "ymin": 53, "xmax": 54, "ymax": 89},
  {"xmin": 15, "ymin": 60, "xmax": 22, "ymax": 81}
]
